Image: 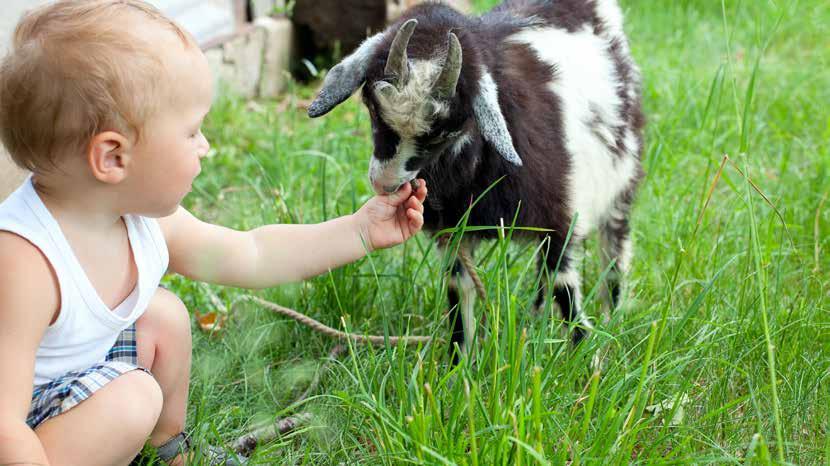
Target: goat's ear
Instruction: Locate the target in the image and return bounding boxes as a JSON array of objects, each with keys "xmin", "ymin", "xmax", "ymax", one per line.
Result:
[
  {"xmin": 472, "ymin": 70, "xmax": 522, "ymax": 166},
  {"xmin": 308, "ymin": 33, "xmax": 384, "ymax": 118}
]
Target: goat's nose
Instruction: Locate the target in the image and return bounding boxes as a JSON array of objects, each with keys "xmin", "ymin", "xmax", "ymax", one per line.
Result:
[{"xmin": 372, "ymin": 179, "xmax": 403, "ymax": 194}]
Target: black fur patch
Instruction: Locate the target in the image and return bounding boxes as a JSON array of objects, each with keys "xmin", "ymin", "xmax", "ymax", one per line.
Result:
[
  {"xmin": 363, "ymin": 94, "xmax": 401, "ymax": 160},
  {"xmin": 447, "ymin": 280, "xmax": 465, "ymax": 362},
  {"xmin": 610, "ymin": 281, "xmax": 621, "ymax": 308},
  {"xmin": 553, "ymin": 283, "xmax": 577, "ymax": 322}
]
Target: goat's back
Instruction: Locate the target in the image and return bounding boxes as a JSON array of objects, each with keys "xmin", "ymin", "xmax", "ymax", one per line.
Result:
[{"xmin": 461, "ymin": 0, "xmax": 644, "ymax": 238}]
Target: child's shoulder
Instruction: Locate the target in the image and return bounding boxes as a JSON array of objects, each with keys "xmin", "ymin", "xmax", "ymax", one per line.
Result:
[
  {"xmin": 0, "ymin": 230, "xmax": 59, "ymax": 325},
  {"xmin": 0, "ymin": 229, "xmax": 49, "ymax": 269}
]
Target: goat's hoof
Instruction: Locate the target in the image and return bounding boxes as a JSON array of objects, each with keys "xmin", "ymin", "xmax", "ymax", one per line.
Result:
[{"xmin": 571, "ymin": 326, "xmax": 590, "ymax": 345}]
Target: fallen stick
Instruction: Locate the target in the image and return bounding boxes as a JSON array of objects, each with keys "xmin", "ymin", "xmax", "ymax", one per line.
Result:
[
  {"xmin": 232, "ymin": 345, "xmax": 346, "ymax": 456},
  {"xmin": 232, "ymin": 412, "xmax": 314, "ymax": 456},
  {"xmin": 233, "ymin": 295, "xmax": 438, "ymax": 346}
]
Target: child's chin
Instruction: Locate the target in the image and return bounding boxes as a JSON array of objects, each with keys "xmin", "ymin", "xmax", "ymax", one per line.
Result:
[
  {"xmin": 164, "ymin": 204, "xmax": 181, "ymax": 216},
  {"xmin": 143, "ymin": 202, "xmax": 181, "ymax": 218}
]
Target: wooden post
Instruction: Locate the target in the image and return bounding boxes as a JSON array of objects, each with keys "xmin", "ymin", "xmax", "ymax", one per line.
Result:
[{"xmin": 233, "ymin": 0, "xmax": 250, "ymax": 29}]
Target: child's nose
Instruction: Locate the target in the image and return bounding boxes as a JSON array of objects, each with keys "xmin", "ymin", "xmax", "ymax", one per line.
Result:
[{"xmin": 197, "ymin": 133, "xmax": 210, "ymax": 158}]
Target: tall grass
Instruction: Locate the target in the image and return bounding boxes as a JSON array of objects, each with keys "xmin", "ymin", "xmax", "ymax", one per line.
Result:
[{"xmin": 159, "ymin": 0, "xmax": 829, "ymax": 464}]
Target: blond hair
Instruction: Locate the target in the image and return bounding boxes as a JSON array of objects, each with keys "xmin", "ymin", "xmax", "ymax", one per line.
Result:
[{"xmin": 0, "ymin": 0, "xmax": 197, "ymax": 172}]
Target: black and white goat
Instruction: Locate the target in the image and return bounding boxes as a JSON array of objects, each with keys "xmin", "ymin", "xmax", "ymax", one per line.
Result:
[{"xmin": 308, "ymin": 0, "xmax": 644, "ymax": 356}]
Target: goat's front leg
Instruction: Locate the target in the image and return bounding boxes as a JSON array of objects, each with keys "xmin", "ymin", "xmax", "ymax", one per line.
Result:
[
  {"xmin": 546, "ymin": 246, "xmax": 593, "ymax": 344},
  {"xmin": 445, "ymin": 244, "xmax": 477, "ymax": 362}
]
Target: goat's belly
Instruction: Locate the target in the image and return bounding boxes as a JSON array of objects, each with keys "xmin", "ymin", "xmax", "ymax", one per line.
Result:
[{"xmin": 567, "ymin": 149, "xmax": 638, "ymax": 236}]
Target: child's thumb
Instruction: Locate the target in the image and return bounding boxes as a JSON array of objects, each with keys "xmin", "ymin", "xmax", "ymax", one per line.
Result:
[{"xmin": 386, "ymin": 181, "xmax": 412, "ymax": 205}]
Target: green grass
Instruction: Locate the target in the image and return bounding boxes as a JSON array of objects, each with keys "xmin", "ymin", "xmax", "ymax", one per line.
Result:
[{"xmin": 158, "ymin": 0, "xmax": 829, "ymax": 464}]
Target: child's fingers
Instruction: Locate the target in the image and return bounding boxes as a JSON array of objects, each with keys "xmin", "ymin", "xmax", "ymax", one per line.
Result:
[
  {"xmin": 407, "ymin": 208, "xmax": 424, "ymax": 229},
  {"xmin": 414, "ymin": 179, "xmax": 427, "ymax": 202},
  {"xmin": 406, "ymin": 195, "xmax": 424, "ymax": 212},
  {"xmin": 386, "ymin": 181, "xmax": 413, "ymax": 206}
]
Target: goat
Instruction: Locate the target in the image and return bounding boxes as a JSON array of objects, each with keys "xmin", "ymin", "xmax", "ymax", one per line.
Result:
[{"xmin": 307, "ymin": 0, "xmax": 645, "ymax": 358}]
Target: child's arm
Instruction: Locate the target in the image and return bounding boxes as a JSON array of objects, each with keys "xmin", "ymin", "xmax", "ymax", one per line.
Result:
[
  {"xmin": 0, "ymin": 232, "xmax": 58, "ymax": 464},
  {"xmin": 159, "ymin": 180, "xmax": 427, "ymax": 288}
]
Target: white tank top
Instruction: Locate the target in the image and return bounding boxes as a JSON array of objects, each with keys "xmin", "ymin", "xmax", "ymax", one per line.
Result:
[{"xmin": 0, "ymin": 177, "xmax": 169, "ymax": 385}]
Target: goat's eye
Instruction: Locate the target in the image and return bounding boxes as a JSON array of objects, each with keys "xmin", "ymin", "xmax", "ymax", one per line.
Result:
[
  {"xmin": 426, "ymin": 129, "xmax": 462, "ymax": 148},
  {"xmin": 438, "ymin": 130, "xmax": 462, "ymax": 140},
  {"xmin": 373, "ymin": 80, "xmax": 397, "ymax": 100},
  {"xmin": 424, "ymin": 132, "xmax": 447, "ymax": 147}
]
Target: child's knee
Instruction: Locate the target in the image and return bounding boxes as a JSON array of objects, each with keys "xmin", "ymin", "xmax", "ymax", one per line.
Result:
[
  {"xmin": 142, "ymin": 288, "xmax": 192, "ymax": 343},
  {"xmin": 158, "ymin": 288, "xmax": 191, "ymax": 340},
  {"xmin": 137, "ymin": 288, "xmax": 192, "ymax": 369},
  {"xmin": 117, "ymin": 370, "xmax": 164, "ymax": 437}
]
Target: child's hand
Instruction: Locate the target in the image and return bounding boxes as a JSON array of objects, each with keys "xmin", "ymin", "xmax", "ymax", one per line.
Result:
[{"xmin": 355, "ymin": 179, "xmax": 428, "ymax": 251}]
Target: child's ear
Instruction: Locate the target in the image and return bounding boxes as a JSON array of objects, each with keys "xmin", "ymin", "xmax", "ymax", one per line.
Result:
[{"xmin": 87, "ymin": 131, "xmax": 132, "ymax": 184}]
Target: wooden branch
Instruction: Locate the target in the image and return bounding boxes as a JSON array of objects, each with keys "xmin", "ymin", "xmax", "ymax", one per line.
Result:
[
  {"xmin": 231, "ymin": 344, "xmax": 346, "ymax": 456},
  {"xmin": 232, "ymin": 413, "xmax": 313, "ymax": 456}
]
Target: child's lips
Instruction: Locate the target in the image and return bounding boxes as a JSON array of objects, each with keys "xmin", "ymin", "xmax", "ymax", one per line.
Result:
[{"xmin": 189, "ymin": 170, "xmax": 201, "ymax": 191}]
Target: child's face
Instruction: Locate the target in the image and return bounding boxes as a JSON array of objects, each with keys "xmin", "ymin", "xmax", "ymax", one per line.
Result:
[{"xmin": 128, "ymin": 42, "xmax": 214, "ymax": 217}]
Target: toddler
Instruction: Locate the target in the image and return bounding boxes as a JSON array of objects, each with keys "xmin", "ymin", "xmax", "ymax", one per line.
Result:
[{"xmin": 0, "ymin": 1, "xmax": 427, "ymax": 465}]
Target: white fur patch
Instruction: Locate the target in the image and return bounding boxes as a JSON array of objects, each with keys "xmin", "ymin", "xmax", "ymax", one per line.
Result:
[
  {"xmin": 593, "ymin": 0, "xmax": 626, "ymax": 41},
  {"xmin": 598, "ymin": 228, "xmax": 632, "ymax": 317},
  {"xmin": 370, "ymin": 59, "xmax": 460, "ymax": 193},
  {"xmin": 368, "ymin": 138, "xmax": 419, "ymax": 193},
  {"xmin": 473, "ymin": 70, "xmax": 523, "ymax": 166},
  {"xmin": 444, "ymin": 245, "xmax": 479, "ymax": 354},
  {"xmin": 352, "ymin": 33, "xmax": 385, "ymax": 64},
  {"xmin": 450, "ymin": 132, "xmax": 472, "ymax": 157},
  {"xmin": 456, "ymin": 268, "xmax": 477, "ymax": 351},
  {"xmin": 510, "ymin": 26, "xmax": 638, "ymax": 237},
  {"xmin": 616, "ymin": 235, "xmax": 633, "ymax": 275},
  {"xmin": 553, "ymin": 266, "xmax": 592, "ymax": 329},
  {"xmin": 593, "ymin": 0, "xmax": 642, "ymax": 112},
  {"xmin": 623, "ymin": 129, "xmax": 639, "ymax": 159},
  {"xmin": 375, "ymin": 59, "xmax": 448, "ymax": 137}
]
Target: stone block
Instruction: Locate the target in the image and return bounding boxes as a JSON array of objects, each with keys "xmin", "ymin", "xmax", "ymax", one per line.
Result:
[
  {"xmin": 205, "ymin": 25, "xmax": 266, "ymax": 98},
  {"xmin": 256, "ymin": 16, "xmax": 294, "ymax": 98},
  {"xmin": 251, "ymin": 0, "xmax": 286, "ymax": 18}
]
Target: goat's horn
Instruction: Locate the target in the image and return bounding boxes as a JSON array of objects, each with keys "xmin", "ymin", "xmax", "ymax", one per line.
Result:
[
  {"xmin": 430, "ymin": 32, "xmax": 462, "ymax": 100},
  {"xmin": 385, "ymin": 19, "xmax": 418, "ymax": 86}
]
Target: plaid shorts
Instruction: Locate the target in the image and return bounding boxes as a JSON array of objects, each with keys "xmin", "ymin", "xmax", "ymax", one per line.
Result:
[{"xmin": 26, "ymin": 324, "xmax": 151, "ymax": 429}]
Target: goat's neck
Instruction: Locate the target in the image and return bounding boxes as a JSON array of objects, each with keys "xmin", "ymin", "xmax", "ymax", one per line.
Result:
[{"xmin": 421, "ymin": 130, "xmax": 487, "ymax": 201}]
